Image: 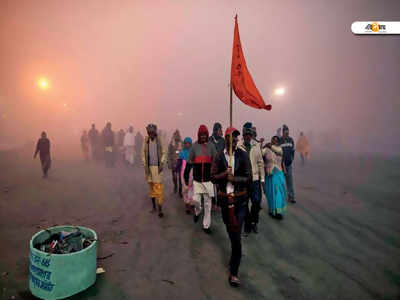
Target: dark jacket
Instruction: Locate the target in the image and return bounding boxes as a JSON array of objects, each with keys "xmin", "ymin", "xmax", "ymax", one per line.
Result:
[
  {"xmin": 88, "ymin": 128, "xmax": 99, "ymax": 145},
  {"xmin": 280, "ymin": 136, "xmax": 295, "ymax": 166},
  {"xmin": 211, "ymin": 148, "xmax": 252, "ymax": 208},
  {"xmin": 35, "ymin": 138, "xmax": 50, "ymax": 157},
  {"xmin": 209, "ymin": 135, "xmax": 225, "ymax": 154},
  {"xmin": 184, "ymin": 142, "xmax": 216, "ymax": 183},
  {"xmin": 102, "ymin": 128, "xmax": 114, "ymax": 147},
  {"xmin": 184, "ymin": 125, "xmax": 217, "ymax": 184}
]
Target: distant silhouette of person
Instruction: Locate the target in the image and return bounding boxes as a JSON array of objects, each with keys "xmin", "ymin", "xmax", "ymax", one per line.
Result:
[
  {"xmin": 134, "ymin": 132, "xmax": 144, "ymax": 167},
  {"xmin": 34, "ymin": 131, "xmax": 51, "ymax": 178},
  {"xmin": 116, "ymin": 128, "xmax": 126, "ymax": 163},
  {"xmin": 81, "ymin": 130, "xmax": 89, "ymax": 161},
  {"xmin": 276, "ymin": 127, "xmax": 282, "ymax": 138},
  {"xmin": 296, "ymin": 132, "xmax": 310, "ymax": 165},
  {"xmin": 168, "ymin": 130, "xmax": 182, "ymax": 195},
  {"xmin": 124, "ymin": 126, "xmax": 135, "ymax": 165},
  {"xmin": 280, "ymin": 125, "xmax": 296, "ymax": 203},
  {"xmin": 102, "ymin": 122, "xmax": 115, "ymax": 168},
  {"xmin": 88, "ymin": 124, "xmax": 99, "ymax": 161}
]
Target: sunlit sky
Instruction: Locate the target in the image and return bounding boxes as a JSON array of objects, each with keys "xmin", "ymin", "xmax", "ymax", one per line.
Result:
[{"xmin": 0, "ymin": 0, "xmax": 399, "ymax": 153}]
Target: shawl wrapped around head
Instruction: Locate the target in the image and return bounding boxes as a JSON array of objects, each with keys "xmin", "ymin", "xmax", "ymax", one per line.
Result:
[{"xmin": 178, "ymin": 137, "xmax": 192, "ymax": 161}]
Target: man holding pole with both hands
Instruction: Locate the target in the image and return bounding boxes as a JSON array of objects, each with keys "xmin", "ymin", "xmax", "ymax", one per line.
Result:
[
  {"xmin": 211, "ymin": 127, "xmax": 252, "ymax": 287},
  {"xmin": 216, "ymin": 14, "xmax": 272, "ymax": 287}
]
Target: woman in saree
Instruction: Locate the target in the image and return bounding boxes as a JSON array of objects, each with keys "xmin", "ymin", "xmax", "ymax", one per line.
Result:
[{"xmin": 263, "ymin": 136, "xmax": 287, "ymax": 220}]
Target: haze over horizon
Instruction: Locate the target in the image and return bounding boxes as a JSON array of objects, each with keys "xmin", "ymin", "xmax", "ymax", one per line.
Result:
[{"xmin": 1, "ymin": 0, "xmax": 399, "ymax": 154}]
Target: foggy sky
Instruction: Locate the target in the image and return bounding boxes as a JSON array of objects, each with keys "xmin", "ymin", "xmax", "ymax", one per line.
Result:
[{"xmin": 1, "ymin": 0, "xmax": 399, "ymax": 154}]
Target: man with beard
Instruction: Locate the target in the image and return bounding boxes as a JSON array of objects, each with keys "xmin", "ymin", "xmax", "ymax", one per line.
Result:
[
  {"xmin": 34, "ymin": 131, "xmax": 52, "ymax": 178},
  {"xmin": 142, "ymin": 124, "xmax": 167, "ymax": 218},
  {"xmin": 184, "ymin": 125, "xmax": 217, "ymax": 234},
  {"xmin": 211, "ymin": 127, "xmax": 252, "ymax": 287}
]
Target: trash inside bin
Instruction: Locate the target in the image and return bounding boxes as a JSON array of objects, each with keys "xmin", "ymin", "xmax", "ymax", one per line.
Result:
[
  {"xmin": 29, "ymin": 225, "xmax": 97, "ymax": 299},
  {"xmin": 34, "ymin": 228, "xmax": 94, "ymax": 254}
]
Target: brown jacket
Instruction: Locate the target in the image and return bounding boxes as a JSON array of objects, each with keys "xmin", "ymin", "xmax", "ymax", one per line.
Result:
[{"xmin": 142, "ymin": 136, "xmax": 167, "ymax": 182}]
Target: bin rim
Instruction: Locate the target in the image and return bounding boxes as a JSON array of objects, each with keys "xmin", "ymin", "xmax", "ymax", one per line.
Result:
[{"xmin": 30, "ymin": 225, "xmax": 97, "ymax": 257}]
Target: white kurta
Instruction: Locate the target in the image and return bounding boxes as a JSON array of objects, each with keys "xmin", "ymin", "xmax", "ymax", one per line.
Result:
[{"xmin": 123, "ymin": 132, "xmax": 135, "ymax": 164}]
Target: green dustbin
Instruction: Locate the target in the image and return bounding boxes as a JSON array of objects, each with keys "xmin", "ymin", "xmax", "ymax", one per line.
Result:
[{"xmin": 29, "ymin": 226, "xmax": 98, "ymax": 299}]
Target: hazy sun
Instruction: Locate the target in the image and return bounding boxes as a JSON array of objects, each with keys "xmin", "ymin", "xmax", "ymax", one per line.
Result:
[
  {"xmin": 38, "ymin": 78, "xmax": 49, "ymax": 90},
  {"xmin": 274, "ymin": 87, "xmax": 285, "ymax": 96}
]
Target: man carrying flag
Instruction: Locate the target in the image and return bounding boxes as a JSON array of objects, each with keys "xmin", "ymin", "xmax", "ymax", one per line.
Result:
[
  {"xmin": 219, "ymin": 14, "xmax": 271, "ymax": 286},
  {"xmin": 211, "ymin": 127, "xmax": 251, "ymax": 287}
]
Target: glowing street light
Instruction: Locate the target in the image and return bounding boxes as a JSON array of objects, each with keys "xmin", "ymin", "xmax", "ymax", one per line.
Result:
[
  {"xmin": 274, "ymin": 87, "xmax": 285, "ymax": 96},
  {"xmin": 38, "ymin": 78, "xmax": 49, "ymax": 90}
]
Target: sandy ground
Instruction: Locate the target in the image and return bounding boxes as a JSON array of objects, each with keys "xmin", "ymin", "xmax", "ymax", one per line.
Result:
[{"xmin": 0, "ymin": 146, "xmax": 399, "ymax": 300}]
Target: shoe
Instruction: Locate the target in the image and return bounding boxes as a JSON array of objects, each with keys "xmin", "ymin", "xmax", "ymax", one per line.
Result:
[
  {"xmin": 276, "ymin": 214, "xmax": 283, "ymax": 220},
  {"xmin": 268, "ymin": 212, "xmax": 275, "ymax": 218},
  {"xmin": 203, "ymin": 228, "xmax": 212, "ymax": 234},
  {"xmin": 252, "ymin": 223, "xmax": 258, "ymax": 234},
  {"xmin": 158, "ymin": 212, "xmax": 164, "ymax": 218},
  {"xmin": 193, "ymin": 214, "xmax": 199, "ymax": 223},
  {"xmin": 289, "ymin": 199, "xmax": 296, "ymax": 203},
  {"xmin": 228, "ymin": 275, "xmax": 240, "ymax": 287},
  {"xmin": 186, "ymin": 209, "xmax": 191, "ymax": 215}
]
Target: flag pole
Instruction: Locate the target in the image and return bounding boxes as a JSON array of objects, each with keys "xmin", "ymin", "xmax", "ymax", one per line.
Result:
[{"xmin": 229, "ymin": 83, "xmax": 233, "ymax": 167}]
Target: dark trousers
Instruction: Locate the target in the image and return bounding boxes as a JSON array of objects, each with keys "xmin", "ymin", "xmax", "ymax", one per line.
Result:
[
  {"xmin": 284, "ymin": 164, "xmax": 295, "ymax": 200},
  {"xmin": 104, "ymin": 151, "xmax": 115, "ymax": 168},
  {"xmin": 90, "ymin": 144, "xmax": 96, "ymax": 160},
  {"xmin": 40, "ymin": 154, "xmax": 51, "ymax": 176},
  {"xmin": 222, "ymin": 202, "xmax": 247, "ymax": 277},
  {"xmin": 300, "ymin": 154, "xmax": 305, "ymax": 165},
  {"xmin": 245, "ymin": 180, "xmax": 262, "ymax": 230},
  {"xmin": 171, "ymin": 169, "xmax": 182, "ymax": 194}
]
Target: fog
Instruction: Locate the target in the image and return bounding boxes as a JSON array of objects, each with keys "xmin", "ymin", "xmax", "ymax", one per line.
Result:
[{"xmin": 1, "ymin": 0, "xmax": 399, "ymax": 155}]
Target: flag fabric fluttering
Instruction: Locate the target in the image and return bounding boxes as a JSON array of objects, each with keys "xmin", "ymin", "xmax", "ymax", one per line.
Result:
[{"xmin": 230, "ymin": 15, "xmax": 272, "ymax": 111}]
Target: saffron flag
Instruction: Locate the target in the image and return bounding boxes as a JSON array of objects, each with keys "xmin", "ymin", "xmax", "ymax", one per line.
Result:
[{"xmin": 230, "ymin": 15, "xmax": 271, "ymax": 110}]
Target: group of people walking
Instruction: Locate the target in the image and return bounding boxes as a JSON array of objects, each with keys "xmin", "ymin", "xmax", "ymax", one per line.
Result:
[
  {"xmin": 80, "ymin": 123, "xmax": 147, "ymax": 168},
  {"xmin": 32, "ymin": 121, "xmax": 309, "ymax": 288},
  {"xmin": 141, "ymin": 121, "xmax": 305, "ymax": 287}
]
